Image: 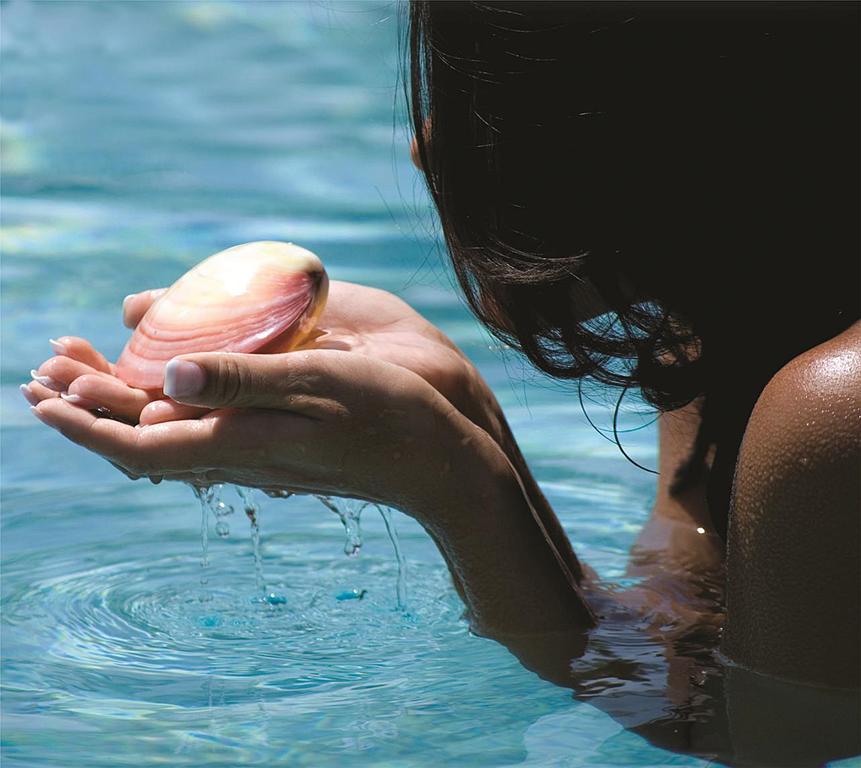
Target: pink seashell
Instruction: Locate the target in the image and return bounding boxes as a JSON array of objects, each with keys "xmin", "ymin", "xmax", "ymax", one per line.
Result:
[{"xmin": 115, "ymin": 241, "xmax": 328, "ymax": 391}]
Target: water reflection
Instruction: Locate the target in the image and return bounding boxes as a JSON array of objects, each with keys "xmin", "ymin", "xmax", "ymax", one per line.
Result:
[{"xmin": 506, "ymin": 573, "xmax": 860, "ymax": 766}]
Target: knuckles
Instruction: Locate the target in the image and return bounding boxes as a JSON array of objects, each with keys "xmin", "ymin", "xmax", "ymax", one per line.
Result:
[{"xmin": 209, "ymin": 355, "xmax": 245, "ymax": 407}]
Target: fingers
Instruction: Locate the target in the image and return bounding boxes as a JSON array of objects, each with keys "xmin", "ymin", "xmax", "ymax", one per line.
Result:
[
  {"xmin": 139, "ymin": 398, "xmax": 210, "ymax": 426},
  {"xmin": 48, "ymin": 336, "xmax": 113, "ymax": 374},
  {"xmin": 33, "ymin": 356, "xmax": 113, "ymax": 394},
  {"xmin": 31, "ymin": 395, "xmax": 320, "ymax": 481},
  {"xmin": 19, "ymin": 383, "xmax": 40, "ymax": 406},
  {"xmin": 27, "ymin": 353, "xmax": 160, "ymax": 424},
  {"xmin": 26, "ymin": 354, "xmax": 207, "ymax": 426},
  {"xmin": 123, "ymin": 288, "xmax": 166, "ymax": 329},
  {"xmin": 31, "ymin": 397, "xmax": 218, "ymax": 475},
  {"xmin": 67, "ymin": 374, "xmax": 154, "ymax": 424},
  {"xmin": 22, "ymin": 379, "xmax": 60, "ymax": 404}
]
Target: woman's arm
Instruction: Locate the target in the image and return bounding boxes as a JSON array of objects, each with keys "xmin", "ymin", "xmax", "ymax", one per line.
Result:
[
  {"xmin": 412, "ymin": 407, "xmax": 596, "ymax": 635},
  {"xmin": 724, "ymin": 321, "xmax": 861, "ymax": 688},
  {"xmin": 54, "ymin": 282, "xmax": 592, "ymax": 592},
  {"xmin": 29, "ymin": 345, "xmax": 596, "ymax": 639}
]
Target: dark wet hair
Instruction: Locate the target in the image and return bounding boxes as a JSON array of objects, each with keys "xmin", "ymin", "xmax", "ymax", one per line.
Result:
[{"xmin": 408, "ymin": 1, "xmax": 859, "ymax": 532}]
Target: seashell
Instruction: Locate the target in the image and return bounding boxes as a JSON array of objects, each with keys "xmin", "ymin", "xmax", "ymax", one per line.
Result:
[{"xmin": 115, "ymin": 241, "xmax": 328, "ymax": 391}]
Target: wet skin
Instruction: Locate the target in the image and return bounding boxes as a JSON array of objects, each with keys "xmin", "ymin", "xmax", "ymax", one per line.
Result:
[{"xmin": 24, "ymin": 285, "xmax": 861, "ymax": 764}]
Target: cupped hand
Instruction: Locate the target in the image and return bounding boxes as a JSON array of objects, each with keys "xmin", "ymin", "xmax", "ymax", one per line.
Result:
[
  {"xmin": 29, "ymin": 281, "xmax": 506, "ymax": 442},
  {"xmin": 25, "ymin": 334, "xmax": 206, "ymax": 425},
  {"xmin": 30, "ymin": 347, "xmax": 470, "ymax": 511},
  {"xmin": 24, "ymin": 281, "xmax": 513, "ymax": 497}
]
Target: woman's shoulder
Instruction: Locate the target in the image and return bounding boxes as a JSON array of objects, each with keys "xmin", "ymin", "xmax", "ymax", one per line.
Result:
[
  {"xmin": 738, "ymin": 321, "xmax": 861, "ymax": 474},
  {"xmin": 729, "ymin": 319, "xmax": 860, "ymax": 535},
  {"xmin": 723, "ymin": 320, "xmax": 860, "ymax": 686},
  {"xmin": 732, "ymin": 318, "xmax": 861, "ymax": 534},
  {"xmin": 743, "ymin": 319, "xmax": 860, "ymax": 465}
]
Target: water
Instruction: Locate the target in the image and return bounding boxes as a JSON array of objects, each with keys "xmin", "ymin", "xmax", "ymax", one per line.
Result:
[
  {"xmin": 196, "ymin": 483, "xmax": 291, "ymax": 606},
  {"xmin": 2, "ymin": 2, "xmax": 858, "ymax": 767},
  {"xmin": 236, "ymin": 486, "xmax": 266, "ymax": 594},
  {"xmin": 193, "ymin": 485, "xmax": 213, "ymax": 593},
  {"xmin": 378, "ymin": 504, "xmax": 408, "ymax": 611}
]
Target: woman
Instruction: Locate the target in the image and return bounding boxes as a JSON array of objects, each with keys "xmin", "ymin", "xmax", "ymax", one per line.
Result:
[{"xmin": 24, "ymin": 1, "xmax": 859, "ymax": 763}]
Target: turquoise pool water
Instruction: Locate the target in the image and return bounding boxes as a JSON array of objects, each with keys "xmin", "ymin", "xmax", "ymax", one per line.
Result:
[{"xmin": 2, "ymin": 3, "xmax": 856, "ymax": 767}]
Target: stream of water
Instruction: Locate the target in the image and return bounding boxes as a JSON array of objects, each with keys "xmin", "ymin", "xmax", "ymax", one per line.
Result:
[{"xmin": 194, "ymin": 485, "xmax": 407, "ymax": 612}]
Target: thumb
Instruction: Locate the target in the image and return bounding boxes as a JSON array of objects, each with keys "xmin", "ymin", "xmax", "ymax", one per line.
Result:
[
  {"xmin": 122, "ymin": 288, "xmax": 167, "ymax": 329},
  {"xmin": 163, "ymin": 353, "xmax": 290, "ymax": 409}
]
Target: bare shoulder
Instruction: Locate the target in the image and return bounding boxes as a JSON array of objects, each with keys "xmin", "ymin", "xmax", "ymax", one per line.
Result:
[
  {"xmin": 724, "ymin": 321, "xmax": 861, "ymax": 687},
  {"xmin": 742, "ymin": 320, "xmax": 861, "ymax": 463},
  {"xmin": 732, "ymin": 319, "xmax": 861, "ymax": 536}
]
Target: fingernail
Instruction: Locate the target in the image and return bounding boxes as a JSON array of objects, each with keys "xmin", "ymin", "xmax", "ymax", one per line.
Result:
[
  {"xmin": 30, "ymin": 370, "xmax": 65, "ymax": 392},
  {"xmin": 61, "ymin": 392, "xmax": 101, "ymax": 410},
  {"xmin": 19, "ymin": 383, "xmax": 39, "ymax": 406},
  {"xmin": 122, "ymin": 294, "xmax": 134, "ymax": 327},
  {"xmin": 164, "ymin": 359, "xmax": 206, "ymax": 399},
  {"xmin": 49, "ymin": 338, "xmax": 68, "ymax": 356}
]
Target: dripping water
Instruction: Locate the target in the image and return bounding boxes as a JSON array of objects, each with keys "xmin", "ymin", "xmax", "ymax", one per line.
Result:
[
  {"xmin": 191, "ymin": 484, "xmax": 287, "ymax": 606},
  {"xmin": 236, "ymin": 486, "xmax": 265, "ymax": 595},
  {"xmin": 213, "ymin": 490, "xmax": 234, "ymax": 538},
  {"xmin": 376, "ymin": 505, "xmax": 407, "ymax": 611},
  {"xmin": 237, "ymin": 486, "xmax": 288, "ymax": 606},
  {"xmin": 191, "ymin": 485, "xmax": 214, "ymax": 601},
  {"xmin": 315, "ymin": 496, "xmax": 408, "ymax": 610},
  {"xmin": 192, "ymin": 488, "xmax": 407, "ymax": 609},
  {"xmin": 192, "ymin": 484, "xmax": 232, "ymax": 600},
  {"xmin": 315, "ymin": 495, "xmax": 366, "ymax": 556}
]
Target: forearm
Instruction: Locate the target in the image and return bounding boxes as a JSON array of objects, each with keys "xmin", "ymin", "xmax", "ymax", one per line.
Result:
[
  {"xmin": 405, "ymin": 409, "xmax": 595, "ymax": 637},
  {"xmin": 494, "ymin": 417, "xmax": 592, "ymax": 584},
  {"xmin": 447, "ymin": 369, "xmax": 591, "ymax": 585}
]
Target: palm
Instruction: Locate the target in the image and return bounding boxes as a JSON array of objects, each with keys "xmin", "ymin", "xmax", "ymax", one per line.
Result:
[
  {"xmin": 303, "ymin": 281, "xmax": 497, "ymax": 440},
  {"xmin": 309, "ymin": 282, "xmax": 463, "ymax": 380}
]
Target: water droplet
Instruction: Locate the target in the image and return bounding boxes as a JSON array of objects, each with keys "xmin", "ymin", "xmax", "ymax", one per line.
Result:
[
  {"xmin": 263, "ymin": 489, "xmax": 293, "ymax": 499},
  {"xmin": 214, "ymin": 500, "xmax": 234, "ymax": 518},
  {"xmin": 264, "ymin": 592, "xmax": 286, "ymax": 605},
  {"xmin": 336, "ymin": 589, "xmax": 367, "ymax": 601},
  {"xmin": 315, "ymin": 496, "xmax": 366, "ymax": 556},
  {"xmin": 215, "ymin": 520, "xmax": 230, "ymax": 538},
  {"xmin": 250, "ymin": 592, "xmax": 287, "ymax": 606}
]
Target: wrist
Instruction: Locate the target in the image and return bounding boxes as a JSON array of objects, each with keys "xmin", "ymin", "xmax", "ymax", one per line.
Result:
[
  {"xmin": 399, "ymin": 404, "xmax": 594, "ymax": 634},
  {"xmin": 401, "ymin": 400, "xmax": 512, "ymax": 532}
]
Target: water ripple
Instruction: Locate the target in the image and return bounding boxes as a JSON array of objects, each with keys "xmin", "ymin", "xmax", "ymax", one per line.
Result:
[{"xmin": 4, "ymin": 550, "xmax": 461, "ymax": 682}]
